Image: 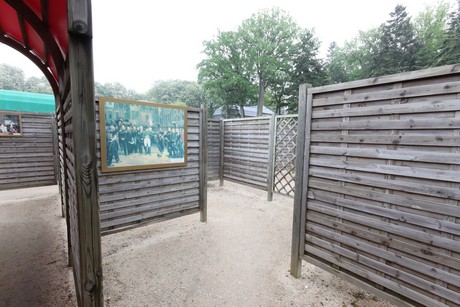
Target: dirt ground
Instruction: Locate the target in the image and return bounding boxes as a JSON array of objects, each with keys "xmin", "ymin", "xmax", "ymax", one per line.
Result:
[
  {"xmin": 0, "ymin": 185, "xmax": 76, "ymax": 306},
  {"xmin": 0, "ymin": 182, "xmax": 394, "ymax": 307}
]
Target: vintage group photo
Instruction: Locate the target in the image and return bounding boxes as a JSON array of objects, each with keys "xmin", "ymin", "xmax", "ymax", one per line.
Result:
[
  {"xmin": 99, "ymin": 97, "xmax": 187, "ymax": 172},
  {"xmin": 0, "ymin": 113, "xmax": 22, "ymax": 137}
]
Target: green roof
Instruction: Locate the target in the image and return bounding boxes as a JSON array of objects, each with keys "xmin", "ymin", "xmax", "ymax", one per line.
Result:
[{"xmin": 0, "ymin": 89, "xmax": 54, "ymax": 113}]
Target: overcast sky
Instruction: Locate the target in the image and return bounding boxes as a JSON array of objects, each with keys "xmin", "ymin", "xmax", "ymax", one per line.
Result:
[{"xmin": 0, "ymin": 0, "xmax": 456, "ymax": 93}]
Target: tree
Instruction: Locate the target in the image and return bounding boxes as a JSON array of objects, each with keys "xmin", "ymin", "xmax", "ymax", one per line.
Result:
[
  {"xmin": 325, "ymin": 42, "xmax": 348, "ymax": 84},
  {"xmin": 95, "ymin": 82, "xmax": 145, "ymax": 100},
  {"xmin": 198, "ymin": 30, "xmax": 256, "ymax": 117},
  {"xmin": 414, "ymin": 1, "xmax": 451, "ymax": 69},
  {"xmin": 145, "ymin": 80, "xmax": 205, "ymax": 109},
  {"xmin": 23, "ymin": 76, "xmax": 53, "ymax": 94},
  {"xmin": 239, "ymin": 8, "xmax": 300, "ymax": 116},
  {"xmin": 199, "ymin": 8, "xmax": 323, "ymax": 117},
  {"xmin": 373, "ymin": 5, "xmax": 419, "ymax": 76},
  {"xmin": 0, "ymin": 64, "xmax": 25, "ymax": 91},
  {"xmin": 437, "ymin": 2, "xmax": 460, "ymax": 65},
  {"xmin": 286, "ymin": 29, "xmax": 325, "ymax": 112}
]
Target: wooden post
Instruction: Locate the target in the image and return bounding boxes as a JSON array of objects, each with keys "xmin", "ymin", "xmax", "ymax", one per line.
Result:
[
  {"xmin": 219, "ymin": 119, "xmax": 224, "ymax": 187},
  {"xmin": 267, "ymin": 114, "xmax": 276, "ymax": 201},
  {"xmin": 68, "ymin": 0, "xmax": 103, "ymax": 306},
  {"xmin": 290, "ymin": 83, "xmax": 312, "ymax": 278},
  {"xmin": 199, "ymin": 105, "xmax": 208, "ymax": 222}
]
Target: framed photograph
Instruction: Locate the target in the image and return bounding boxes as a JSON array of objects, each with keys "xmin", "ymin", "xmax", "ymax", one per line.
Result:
[
  {"xmin": 0, "ymin": 112, "xmax": 22, "ymax": 137},
  {"xmin": 99, "ymin": 97, "xmax": 188, "ymax": 173}
]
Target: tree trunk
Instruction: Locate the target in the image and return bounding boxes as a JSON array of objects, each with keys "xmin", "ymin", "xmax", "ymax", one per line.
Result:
[
  {"xmin": 239, "ymin": 104, "xmax": 245, "ymax": 118},
  {"xmin": 257, "ymin": 77, "xmax": 265, "ymax": 116}
]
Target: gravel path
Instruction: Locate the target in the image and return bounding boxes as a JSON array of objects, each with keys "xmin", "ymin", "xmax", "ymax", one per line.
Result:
[
  {"xmin": 102, "ymin": 181, "xmax": 394, "ymax": 307},
  {"xmin": 0, "ymin": 182, "xmax": 395, "ymax": 306}
]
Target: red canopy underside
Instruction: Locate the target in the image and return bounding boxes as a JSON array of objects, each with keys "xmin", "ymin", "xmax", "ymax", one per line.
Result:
[{"xmin": 0, "ymin": 0, "xmax": 68, "ymax": 93}]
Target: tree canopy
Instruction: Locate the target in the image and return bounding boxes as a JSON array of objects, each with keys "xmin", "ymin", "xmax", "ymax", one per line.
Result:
[
  {"xmin": 198, "ymin": 7, "xmax": 324, "ymax": 116},
  {"xmin": 0, "ymin": 64, "xmax": 52, "ymax": 94},
  {"xmin": 2, "ymin": 1, "xmax": 460, "ymax": 117},
  {"xmin": 145, "ymin": 80, "xmax": 206, "ymax": 109}
]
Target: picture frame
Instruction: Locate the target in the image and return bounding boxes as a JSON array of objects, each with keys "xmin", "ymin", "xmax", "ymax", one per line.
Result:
[
  {"xmin": 0, "ymin": 112, "xmax": 23, "ymax": 137},
  {"xmin": 99, "ymin": 97, "xmax": 188, "ymax": 173}
]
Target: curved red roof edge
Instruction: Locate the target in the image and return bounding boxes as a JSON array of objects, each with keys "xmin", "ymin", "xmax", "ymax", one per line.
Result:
[{"xmin": 0, "ymin": 0, "xmax": 68, "ymax": 96}]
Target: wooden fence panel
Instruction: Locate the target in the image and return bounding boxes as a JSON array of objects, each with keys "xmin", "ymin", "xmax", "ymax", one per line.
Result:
[
  {"xmin": 96, "ymin": 102, "xmax": 204, "ymax": 234},
  {"xmin": 293, "ymin": 65, "xmax": 460, "ymax": 306},
  {"xmin": 0, "ymin": 112, "xmax": 56, "ymax": 190},
  {"xmin": 62, "ymin": 90, "xmax": 84, "ymax": 304},
  {"xmin": 222, "ymin": 117, "xmax": 271, "ymax": 190},
  {"xmin": 207, "ymin": 119, "xmax": 221, "ymax": 180}
]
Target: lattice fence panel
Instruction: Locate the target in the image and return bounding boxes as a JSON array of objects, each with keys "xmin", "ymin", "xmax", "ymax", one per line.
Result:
[{"xmin": 273, "ymin": 115, "xmax": 298, "ymax": 197}]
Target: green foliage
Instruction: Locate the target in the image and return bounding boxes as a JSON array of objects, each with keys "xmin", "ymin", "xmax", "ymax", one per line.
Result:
[
  {"xmin": 23, "ymin": 76, "xmax": 54, "ymax": 94},
  {"xmin": 437, "ymin": 3, "xmax": 460, "ymax": 65},
  {"xmin": 0, "ymin": 64, "xmax": 25, "ymax": 91},
  {"xmin": 239, "ymin": 8, "xmax": 300, "ymax": 115},
  {"xmin": 413, "ymin": 0, "xmax": 451, "ymax": 68},
  {"xmin": 0, "ymin": 64, "xmax": 52, "ymax": 94},
  {"xmin": 146, "ymin": 80, "xmax": 205, "ymax": 109},
  {"xmin": 325, "ymin": 2, "xmax": 458, "ymax": 83},
  {"xmin": 287, "ymin": 28, "xmax": 325, "ymax": 112},
  {"xmin": 326, "ymin": 42, "xmax": 349, "ymax": 84},
  {"xmin": 373, "ymin": 5, "xmax": 419, "ymax": 76},
  {"xmin": 198, "ymin": 8, "xmax": 324, "ymax": 116},
  {"xmin": 95, "ymin": 82, "xmax": 145, "ymax": 101},
  {"xmin": 198, "ymin": 30, "xmax": 257, "ymax": 116}
]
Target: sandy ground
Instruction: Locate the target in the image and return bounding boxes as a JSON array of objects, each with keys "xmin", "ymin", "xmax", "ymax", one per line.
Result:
[
  {"xmin": 0, "ymin": 185, "xmax": 76, "ymax": 306},
  {"xmin": 0, "ymin": 182, "xmax": 394, "ymax": 307}
]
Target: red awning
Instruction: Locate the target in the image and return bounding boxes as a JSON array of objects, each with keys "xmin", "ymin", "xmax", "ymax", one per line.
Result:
[{"xmin": 0, "ymin": 0, "xmax": 68, "ymax": 94}]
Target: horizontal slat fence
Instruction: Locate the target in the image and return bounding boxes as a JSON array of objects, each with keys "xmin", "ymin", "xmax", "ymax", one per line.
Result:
[
  {"xmin": 0, "ymin": 112, "xmax": 56, "ymax": 190},
  {"xmin": 207, "ymin": 119, "xmax": 221, "ymax": 180},
  {"xmin": 96, "ymin": 102, "xmax": 203, "ymax": 234},
  {"xmin": 293, "ymin": 65, "xmax": 460, "ymax": 306},
  {"xmin": 222, "ymin": 117, "xmax": 271, "ymax": 190}
]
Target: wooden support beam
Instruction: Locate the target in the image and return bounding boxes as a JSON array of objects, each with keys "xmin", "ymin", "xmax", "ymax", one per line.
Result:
[
  {"xmin": 290, "ymin": 83, "xmax": 312, "ymax": 277},
  {"xmin": 199, "ymin": 105, "xmax": 208, "ymax": 222},
  {"xmin": 68, "ymin": 0, "xmax": 102, "ymax": 304},
  {"xmin": 219, "ymin": 119, "xmax": 224, "ymax": 187},
  {"xmin": 267, "ymin": 114, "xmax": 276, "ymax": 201}
]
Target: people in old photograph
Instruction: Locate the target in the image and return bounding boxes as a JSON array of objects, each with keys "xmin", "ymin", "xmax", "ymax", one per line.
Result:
[
  {"xmin": 0, "ymin": 114, "xmax": 21, "ymax": 136},
  {"xmin": 104, "ymin": 102, "xmax": 185, "ymax": 168}
]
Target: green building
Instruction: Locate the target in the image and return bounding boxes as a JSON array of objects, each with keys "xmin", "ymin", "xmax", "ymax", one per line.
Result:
[{"xmin": 0, "ymin": 89, "xmax": 54, "ymax": 113}]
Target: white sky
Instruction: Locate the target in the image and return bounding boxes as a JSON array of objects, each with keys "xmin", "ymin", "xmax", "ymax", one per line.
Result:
[{"xmin": 0, "ymin": 0, "xmax": 456, "ymax": 93}]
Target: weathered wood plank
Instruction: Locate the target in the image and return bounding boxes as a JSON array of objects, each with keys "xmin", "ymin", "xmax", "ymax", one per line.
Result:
[
  {"xmin": 312, "ymin": 100, "xmax": 459, "ymax": 119},
  {"xmin": 310, "ymin": 157, "xmax": 460, "ymax": 183},
  {"xmin": 309, "ymin": 179, "xmax": 460, "ymax": 218},
  {"xmin": 68, "ymin": 23, "xmax": 103, "ymax": 305},
  {"xmin": 101, "ymin": 202, "xmax": 199, "ymax": 229},
  {"xmin": 305, "ymin": 237, "xmax": 456, "ymax": 306},
  {"xmin": 310, "ymin": 167, "xmax": 460, "ymax": 200},
  {"xmin": 310, "ymin": 192, "xmax": 460, "ymax": 236},
  {"xmin": 310, "ymin": 133, "xmax": 460, "ymax": 146},
  {"xmin": 307, "ymin": 212, "xmax": 460, "ymax": 271},
  {"xmin": 101, "ymin": 194, "xmax": 199, "ymax": 220},
  {"xmin": 309, "ymin": 64, "xmax": 460, "ymax": 94},
  {"xmin": 312, "ymin": 118, "xmax": 460, "ymax": 131},
  {"xmin": 310, "ymin": 146, "xmax": 460, "ymax": 165},
  {"xmin": 100, "ymin": 188, "xmax": 199, "ymax": 211},
  {"xmin": 306, "ymin": 224, "xmax": 460, "ymax": 289},
  {"xmin": 306, "ymin": 200, "xmax": 460, "ymax": 254},
  {"xmin": 313, "ymin": 81, "xmax": 460, "ymax": 106}
]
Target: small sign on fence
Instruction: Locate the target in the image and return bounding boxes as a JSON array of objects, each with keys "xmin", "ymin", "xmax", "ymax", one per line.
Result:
[{"xmin": 0, "ymin": 112, "xmax": 22, "ymax": 137}]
